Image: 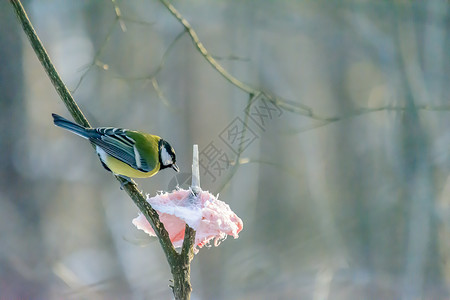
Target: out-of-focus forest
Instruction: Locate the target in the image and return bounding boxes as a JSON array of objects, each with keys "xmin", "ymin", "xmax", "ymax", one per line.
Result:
[{"xmin": 2, "ymin": 0, "xmax": 450, "ymax": 299}]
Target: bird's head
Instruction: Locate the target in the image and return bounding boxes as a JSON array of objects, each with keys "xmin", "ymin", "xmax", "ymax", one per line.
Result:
[{"xmin": 159, "ymin": 139, "xmax": 179, "ymax": 172}]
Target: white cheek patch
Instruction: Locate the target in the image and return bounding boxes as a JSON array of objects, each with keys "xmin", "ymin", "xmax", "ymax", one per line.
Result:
[{"xmin": 161, "ymin": 147, "xmax": 173, "ymax": 166}]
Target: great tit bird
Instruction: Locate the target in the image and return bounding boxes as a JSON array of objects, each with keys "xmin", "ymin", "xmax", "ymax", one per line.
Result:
[{"xmin": 52, "ymin": 113, "xmax": 179, "ymax": 179}]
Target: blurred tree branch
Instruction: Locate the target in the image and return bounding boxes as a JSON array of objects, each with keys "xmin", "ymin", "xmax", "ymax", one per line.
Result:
[
  {"xmin": 158, "ymin": 0, "xmax": 323, "ymax": 118},
  {"xmin": 73, "ymin": 0, "xmax": 450, "ymax": 132},
  {"xmin": 73, "ymin": 0, "xmax": 155, "ymax": 94},
  {"xmin": 158, "ymin": 0, "xmax": 450, "ymax": 125},
  {"xmin": 10, "ymin": 1, "xmax": 194, "ymax": 299}
]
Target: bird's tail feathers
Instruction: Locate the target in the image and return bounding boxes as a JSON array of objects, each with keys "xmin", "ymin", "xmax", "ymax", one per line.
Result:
[{"xmin": 52, "ymin": 113, "xmax": 90, "ymax": 139}]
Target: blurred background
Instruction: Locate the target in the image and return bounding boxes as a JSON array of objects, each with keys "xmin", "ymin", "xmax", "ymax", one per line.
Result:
[{"xmin": 1, "ymin": 0, "xmax": 450, "ymax": 299}]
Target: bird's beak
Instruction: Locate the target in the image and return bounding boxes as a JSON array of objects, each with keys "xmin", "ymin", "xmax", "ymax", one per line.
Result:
[{"xmin": 172, "ymin": 163, "xmax": 180, "ymax": 172}]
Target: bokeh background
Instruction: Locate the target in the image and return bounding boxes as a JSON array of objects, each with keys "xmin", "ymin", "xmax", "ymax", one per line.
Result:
[{"xmin": 2, "ymin": 0, "xmax": 450, "ymax": 299}]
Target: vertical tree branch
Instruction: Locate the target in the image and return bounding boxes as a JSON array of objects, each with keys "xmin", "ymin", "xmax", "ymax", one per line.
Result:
[
  {"xmin": 171, "ymin": 145, "xmax": 199, "ymax": 300},
  {"xmin": 9, "ymin": 1, "xmax": 192, "ymax": 297}
]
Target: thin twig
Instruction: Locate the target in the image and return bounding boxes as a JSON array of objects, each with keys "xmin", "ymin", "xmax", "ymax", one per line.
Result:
[
  {"xmin": 157, "ymin": 0, "xmax": 328, "ymax": 118},
  {"xmin": 73, "ymin": 18, "xmax": 117, "ymax": 93},
  {"xmin": 110, "ymin": 29, "xmax": 185, "ymax": 82},
  {"xmin": 111, "ymin": 0, "xmax": 127, "ymax": 32},
  {"xmin": 158, "ymin": 0, "xmax": 450, "ymax": 122},
  {"xmin": 216, "ymin": 94, "xmax": 254, "ymax": 194},
  {"xmin": 151, "ymin": 77, "xmax": 170, "ymax": 107},
  {"xmin": 73, "ymin": 0, "xmax": 156, "ymax": 93},
  {"xmin": 158, "ymin": 0, "xmax": 255, "ymax": 95}
]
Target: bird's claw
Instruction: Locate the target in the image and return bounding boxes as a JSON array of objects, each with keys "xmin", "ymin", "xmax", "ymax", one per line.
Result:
[{"xmin": 117, "ymin": 175, "xmax": 132, "ymax": 190}]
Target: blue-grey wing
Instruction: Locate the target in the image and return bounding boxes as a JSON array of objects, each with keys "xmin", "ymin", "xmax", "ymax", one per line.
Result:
[{"xmin": 88, "ymin": 127, "xmax": 150, "ymax": 172}]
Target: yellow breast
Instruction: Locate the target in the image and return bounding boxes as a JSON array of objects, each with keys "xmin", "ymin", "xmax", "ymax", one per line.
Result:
[{"xmin": 105, "ymin": 154, "xmax": 160, "ymax": 178}]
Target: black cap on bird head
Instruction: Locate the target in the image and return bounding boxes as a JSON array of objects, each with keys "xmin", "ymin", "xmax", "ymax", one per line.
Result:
[{"xmin": 159, "ymin": 139, "xmax": 179, "ymax": 172}]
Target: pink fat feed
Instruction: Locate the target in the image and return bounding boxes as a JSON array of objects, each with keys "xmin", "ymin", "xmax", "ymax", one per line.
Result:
[{"xmin": 133, "ymin": 188, "xmax": 243, "ymax": 253}]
